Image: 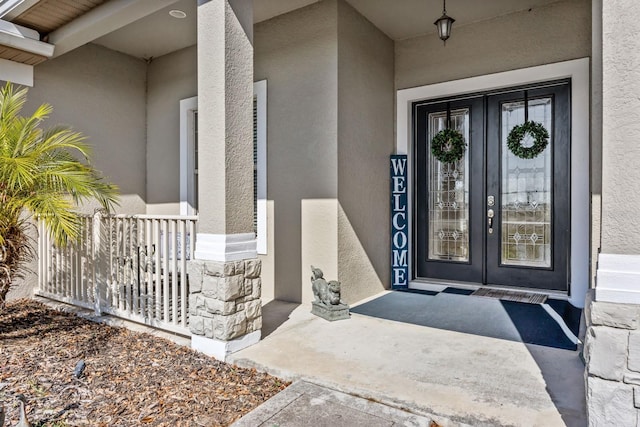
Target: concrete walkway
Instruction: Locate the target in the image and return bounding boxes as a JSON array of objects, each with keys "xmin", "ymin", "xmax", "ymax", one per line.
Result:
[
  {"xmin": 228, "ymin": 294, "xmax": 586, "ymax": 427},
  {"xmin": 231, "ymin": 381, "xmax": 454, "ymax": 427}
]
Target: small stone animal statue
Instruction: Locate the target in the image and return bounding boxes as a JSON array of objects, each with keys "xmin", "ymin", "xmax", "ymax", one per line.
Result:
[{"xmin": 311, "ymin": 266, "xmax": 341, "ymax": 306}]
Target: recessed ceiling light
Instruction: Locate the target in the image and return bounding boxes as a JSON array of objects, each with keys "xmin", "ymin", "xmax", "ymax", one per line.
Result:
[{"xmin": 169, "ymin": 9, "xmax": 187, "ymax": 19}]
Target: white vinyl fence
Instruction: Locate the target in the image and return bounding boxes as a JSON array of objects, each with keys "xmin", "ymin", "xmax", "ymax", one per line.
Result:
[{"xmin": 37, "ymin": 213, "xmax": 197, "ymax": 336}]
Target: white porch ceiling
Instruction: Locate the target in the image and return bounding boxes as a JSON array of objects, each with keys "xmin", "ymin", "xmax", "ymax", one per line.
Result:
[
  {"xmin": 94, "ymin": 0, "xmax": 322, "ymax": 60},
  {"xmin": 94, "ymin": 0, "xmax": 196, "ymax": 60},
  {"xmin": 346, "ymin": 0, "xmax": 562, "ymax": 40},
  {"xmin": 93, "ymin": 0, "xmax": 563, "ymax": 60}
]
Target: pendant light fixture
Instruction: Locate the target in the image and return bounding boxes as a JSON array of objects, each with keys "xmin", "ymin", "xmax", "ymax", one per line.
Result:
[{"xmin": 434, "ymin": 0, "xmax": 455, "ymax": 44}]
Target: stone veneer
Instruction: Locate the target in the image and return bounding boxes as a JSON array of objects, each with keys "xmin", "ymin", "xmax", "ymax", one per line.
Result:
[
  {"xmin": 187, "ymin": 259, "xmax": 262, "ymax": 341},
  {"xmin": 584, "ymin": 290, "xmax": 640, "ymax": 425}
]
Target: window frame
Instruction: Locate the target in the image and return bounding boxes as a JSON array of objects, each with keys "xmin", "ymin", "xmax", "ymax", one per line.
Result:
[
  {"xmin": 179, "ymin": 79, "xmax": 267, "ymax": 254},
  {"xmin": 254, "ymin": 80, "xmax": 268, "ymax": 255},
  {"xmin": 179, "ymin": 96, "xmax": 198, "ymax": 216}
]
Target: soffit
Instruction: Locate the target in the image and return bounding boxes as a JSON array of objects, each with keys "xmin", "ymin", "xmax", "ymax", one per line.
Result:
[
  {"xmin": 0, "ymin": 42, "xmax": 45, "ymax": 64},
  {"xmin": 5, "ymin": 0, "xmax": 566, "ymax": 63},
  {"xmin": 93, "ymin": 0, "xmax": 196, "ymax": 60},
  {"xmin": 12, "ymin": 0, "xmax": 108, "ymax": 35},
  {"xmin": 93, "ymin": 0, "xmax": 566, "ymax": 61},
  {"xmin": 93, "ymin": 0, "xmax": 322, "ymax": 60},
  {"xmin": 254, "ymin": 0, "xmax": 320, "ymax": 23}
]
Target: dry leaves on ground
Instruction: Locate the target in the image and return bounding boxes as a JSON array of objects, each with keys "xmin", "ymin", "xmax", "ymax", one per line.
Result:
[{"xmin": 0, "ymin": 299, "xmax": 288, "ymax": 426}]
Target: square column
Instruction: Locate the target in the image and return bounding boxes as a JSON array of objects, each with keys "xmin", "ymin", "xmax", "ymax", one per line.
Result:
[
  {"xmin": 585, "ymin": 0, "xmax": 640, "ymax": 424},
  {"xmin": 594, "ymin": 0, "xmax": 640, "ymax": 303},
  {"xmin": 189, "ymin": 0, "xmax": 260, "ymax": 360}
]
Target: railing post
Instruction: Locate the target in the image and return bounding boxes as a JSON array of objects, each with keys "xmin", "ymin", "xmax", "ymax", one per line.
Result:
[{"xmin": 92, "ymin": 210, "xmax": 102, "ymax": 316}]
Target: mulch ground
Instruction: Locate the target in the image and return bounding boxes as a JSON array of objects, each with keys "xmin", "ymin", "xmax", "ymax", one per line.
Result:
[{"xmin": 0, "ymin": 300, "xmax": 288, "ymax": 426}]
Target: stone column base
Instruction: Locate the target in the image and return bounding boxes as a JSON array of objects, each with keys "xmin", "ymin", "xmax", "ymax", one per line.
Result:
[
  {"xmin": 192, "ymin": 330, "xmax": 261, "ymax": 361},
  {"xmin": 187, "ymin": 258, "xmax": 262, "ymax": 361},
  {"xmin": 584, "ymin": 289, "xmax": 640, "ymax": 425}
]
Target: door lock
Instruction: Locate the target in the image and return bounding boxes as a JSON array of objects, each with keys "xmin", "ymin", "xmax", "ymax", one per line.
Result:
[
  {"xmin": 488, "ymin": 209, "xmax": 494, "ymax": 234},
  {"xmin": 487, "ymin": 195, "xmax": 495, "ymax": 207}
]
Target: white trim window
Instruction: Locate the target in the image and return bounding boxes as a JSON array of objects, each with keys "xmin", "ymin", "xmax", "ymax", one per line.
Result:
[
  {"xmin": 179, "ymin": 79, "xmax": 267, "ymax": 254},
  {"xmin": 179, "ymin": 96, "xmax": 198, "ymax": 216}
]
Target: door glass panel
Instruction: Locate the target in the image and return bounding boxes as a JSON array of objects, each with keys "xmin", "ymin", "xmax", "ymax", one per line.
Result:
[
  {"xmin": 428, "ymin": 109, "xmax": 470, "ymax": 261},
  {"xmin": 500, "ymin": 98, "xmax": 552, "ymax": 267}
]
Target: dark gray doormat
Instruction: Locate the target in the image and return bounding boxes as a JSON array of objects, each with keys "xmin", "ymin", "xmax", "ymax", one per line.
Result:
[
  {"xmin": 471, "ymin": 288, "xmax": 548, "ymax": 304},
  {"xmin": 350, "ymin": 290, "xmax": 578, "ymax": 350}
]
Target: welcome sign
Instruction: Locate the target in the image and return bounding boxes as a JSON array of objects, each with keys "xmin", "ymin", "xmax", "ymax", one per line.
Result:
[{"xmin": 390, "ymin": 155, "xmax": 408, "ymax": 289}]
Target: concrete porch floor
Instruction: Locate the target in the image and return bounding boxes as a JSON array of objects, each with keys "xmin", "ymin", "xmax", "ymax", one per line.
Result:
[{"xmin": 228, "ymin": 292, "xmax": 587, "ymax": 427}]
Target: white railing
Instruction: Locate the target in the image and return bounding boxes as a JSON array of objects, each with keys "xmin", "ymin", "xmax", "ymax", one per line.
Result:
[{"xmin": 37, "ymin": 213, "xmax": 197, "ymax": 336}]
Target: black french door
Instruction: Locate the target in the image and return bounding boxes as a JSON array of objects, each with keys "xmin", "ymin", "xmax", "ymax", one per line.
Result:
[{"xmin": 414, "ymin": 81, "xmax": 570, "ymax": 291}]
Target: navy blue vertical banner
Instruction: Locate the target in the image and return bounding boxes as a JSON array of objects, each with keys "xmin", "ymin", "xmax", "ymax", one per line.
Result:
[{"xmin": 390, "ymin": 155, "xmax": 408, "ymax": 290}]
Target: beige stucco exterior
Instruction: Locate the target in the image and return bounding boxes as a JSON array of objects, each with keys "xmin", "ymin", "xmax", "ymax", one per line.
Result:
[
  {"xmin": 4, "ymin": 0, "xmax": 598, "ymax": 307},
  {"xmin": 2, "ymin": 43, "xmax": 148, "ymax": 302},
  {"xmin": 17, "ymin": 43, "xmax": 148, "ymax": 215},
  {"xmin": 254, "ymin": 0, "xmax": 394, "ymax": 304},
  {"xmin": 395, "ymin": 0, "xmax": 591, "ymax": 91},
  {"xmin": 337, "ymin": 0, "xmax": 394, "ymax": 303},
  {"xmin": 6, "ymin": 0, "xmax": 640, "ymax": 421},
  {"xmin": 255, "ymin": 0, "xmax": 339, "ymax": 302},
  {"xmin": 146, "ymin": 45, "xmax": 198, "ymax": 215}
]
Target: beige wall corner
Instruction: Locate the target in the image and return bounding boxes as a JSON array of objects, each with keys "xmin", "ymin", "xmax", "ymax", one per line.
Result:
[
  {"xmin": 254, "ymin": 0, "xmax": 339, "ymax": 303},
  {"xmin": 301, "ymin": 199, "xmax": 339, "ymax": 304},
  {"xmin": 255, "ymin": 0, "xmax": 393, "ymax": 304},
  {"xmin": 338, "ymin": 205, "xmax": 386, "ymax": 304},
  {"xmin": 146, "ymin": 45, "xmax": 198, "ymax": 216},
  {"xmin": 337, "ymin": 0, "xmax": 394, "ymax": 303},
  {"xmin": 23, "ymin": 43, "xmax": 148, "ymax": 215}
]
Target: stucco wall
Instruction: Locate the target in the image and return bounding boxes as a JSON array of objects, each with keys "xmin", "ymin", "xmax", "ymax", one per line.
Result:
[
  {"xmin": 395, "ymin": 0, "xmax": 591, "ymax": 90},
  {"xmin": 146, "ymin": 45, "xmax": 198, "ymax": 215},
  {"xmin": 600, "ymin": 0, "xmax": 640, "ymax": 254},
  {"xmin": 255, "ymin": 0, "xmax": 339, "ymax": 303},
  {"xmin": 337, "ymin": 0, "xmax": 394, "ymax": 303},
  {"xmin": 255, "ymin": 0, "xmax": 394, "ymax": 304},
  {"xmin": 21, "ymin": 43, "xmax": 148, "ymax": 214}
]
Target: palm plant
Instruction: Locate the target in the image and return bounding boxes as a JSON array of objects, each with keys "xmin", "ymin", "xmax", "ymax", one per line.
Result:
[{"xmin": 0, "ymin": 82, "xmax": 118, "ymax": 308}]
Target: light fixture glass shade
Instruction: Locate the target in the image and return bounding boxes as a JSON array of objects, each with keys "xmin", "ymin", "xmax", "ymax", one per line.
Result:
[{"xmin": 434, "ymin": 13, "xmax": 455, "ymax": 42}]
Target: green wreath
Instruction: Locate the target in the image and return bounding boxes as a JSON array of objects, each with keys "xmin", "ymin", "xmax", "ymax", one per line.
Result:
[
  {"xmin": 431, "ymin": 128, "xmax": 466, "ymax": 164},
  {"xmin": 507, "ymin": 121, "xmax": 549, "ymax": 159}
]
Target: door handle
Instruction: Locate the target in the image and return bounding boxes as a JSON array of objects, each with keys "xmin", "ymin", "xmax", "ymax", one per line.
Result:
[{"xmin": 488, "ymin": 209, "xmax": 494, "ymax": 234}]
